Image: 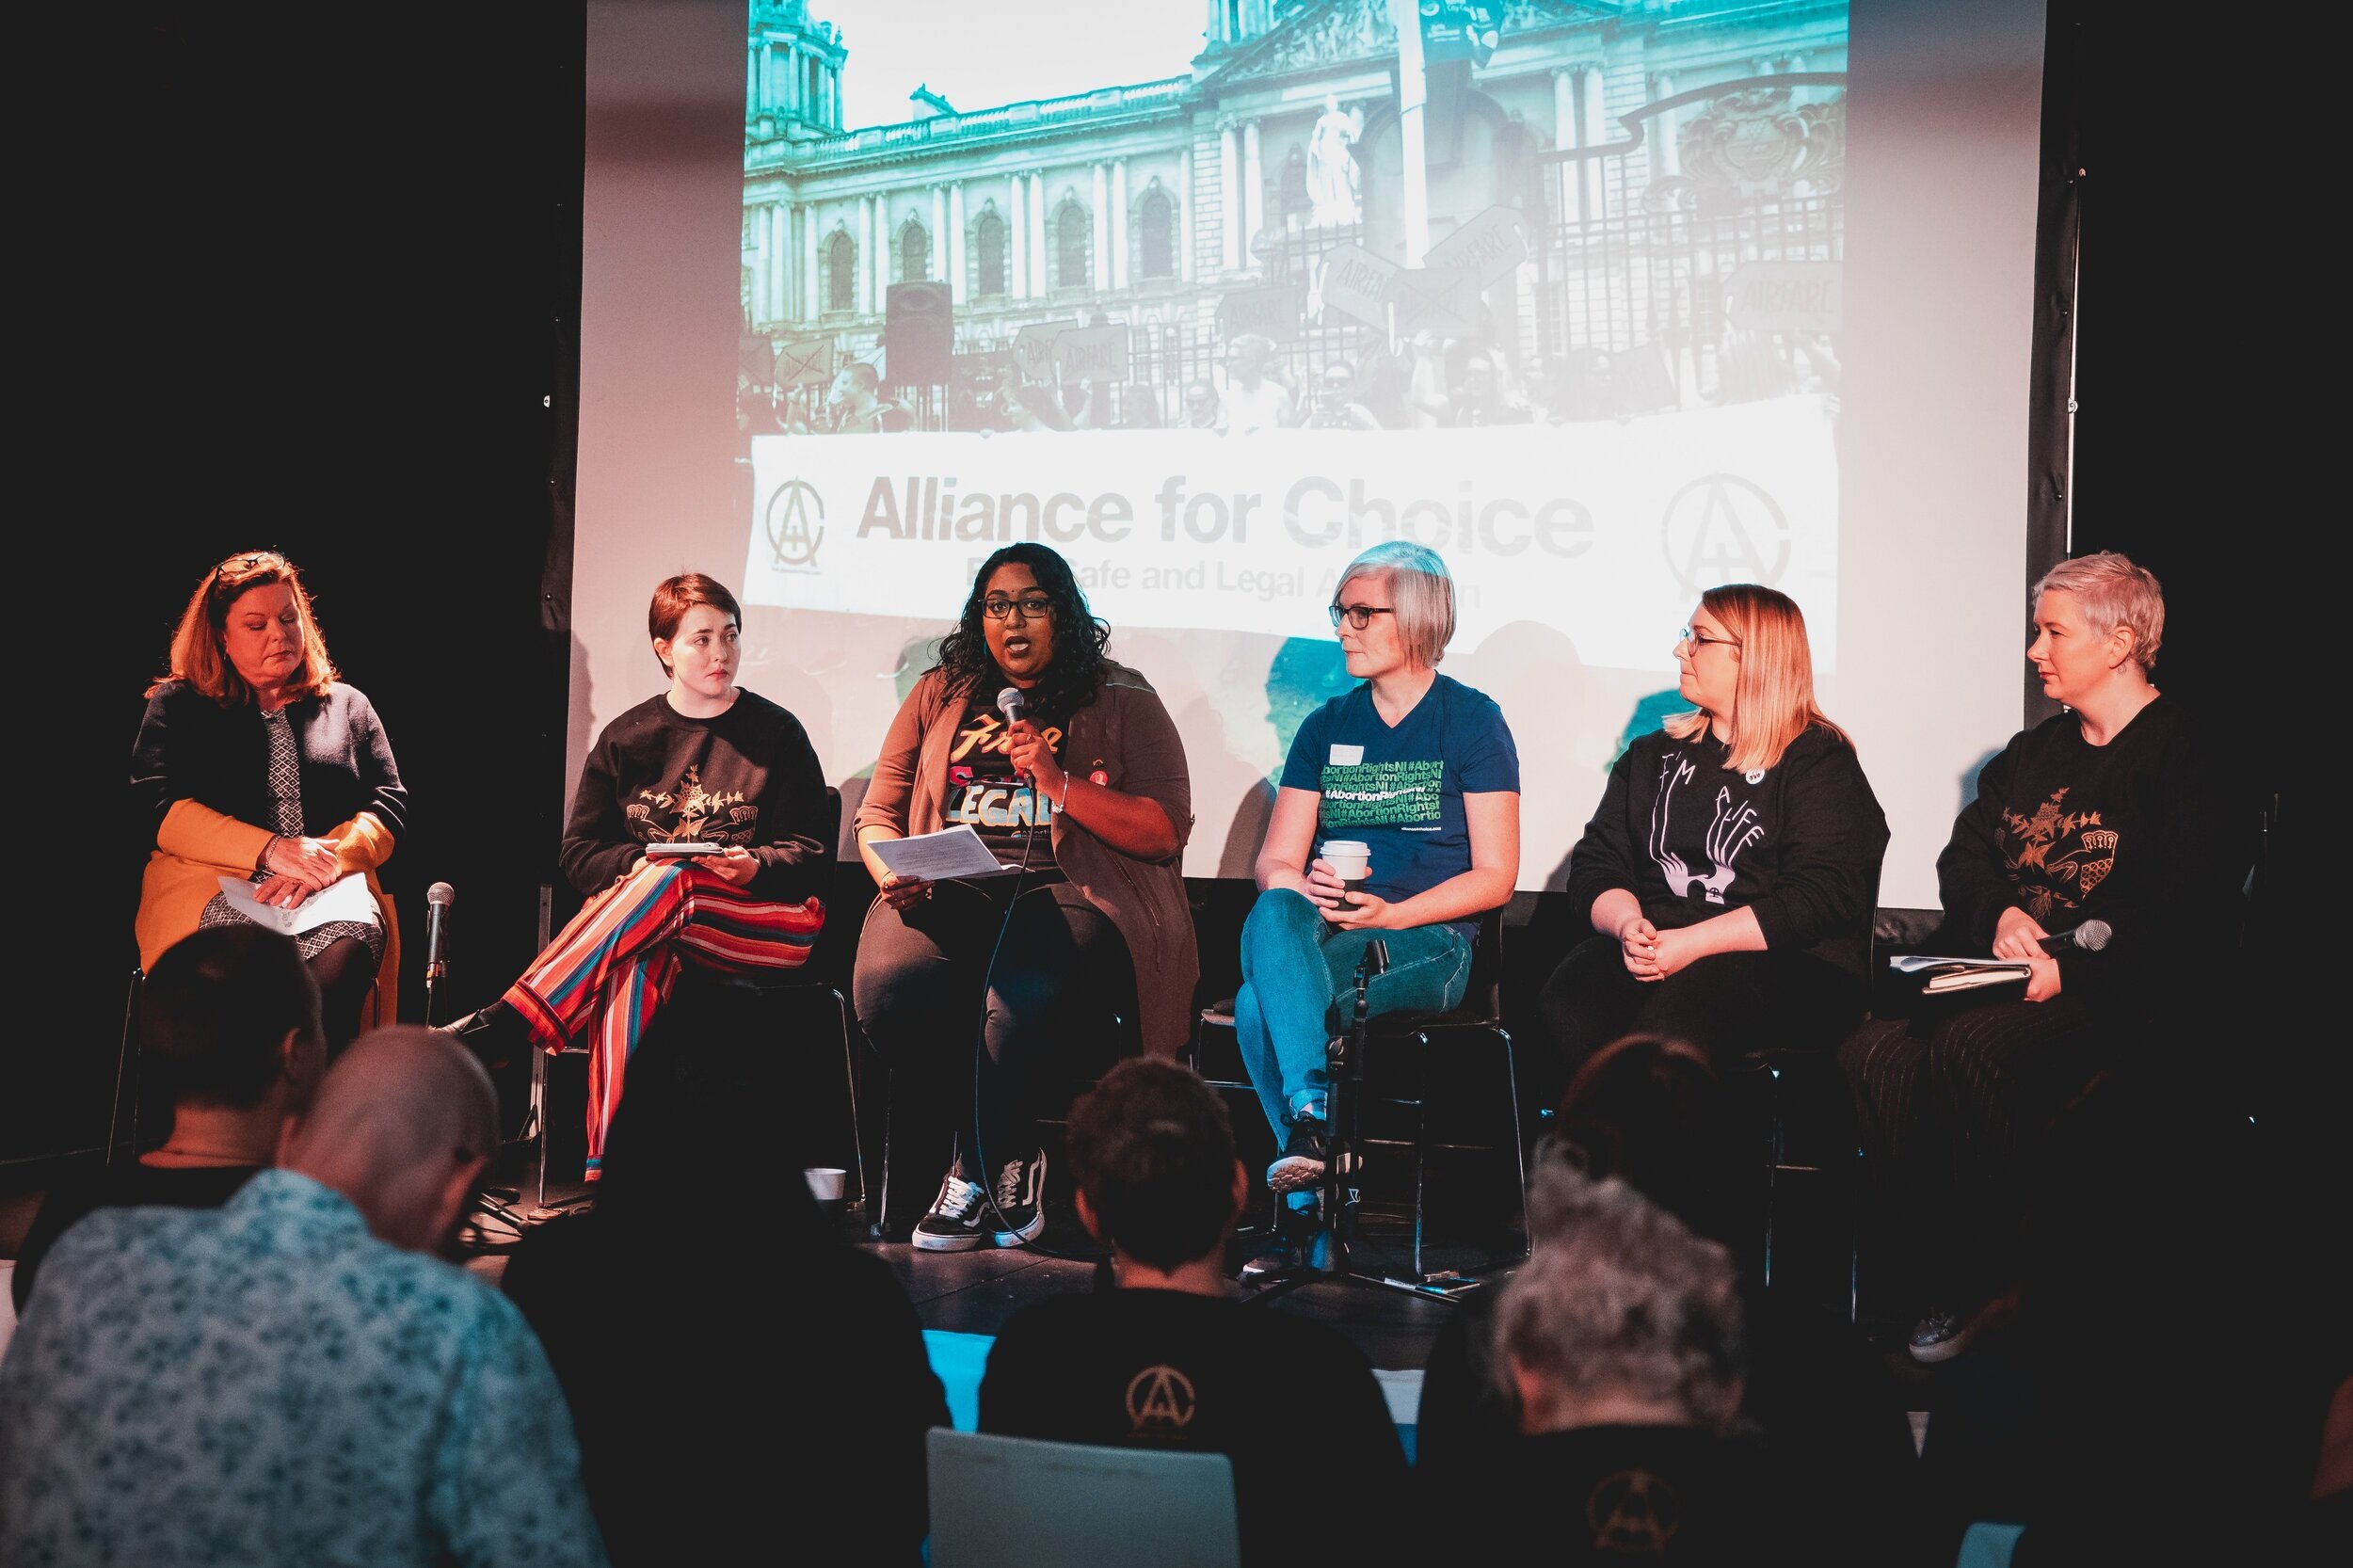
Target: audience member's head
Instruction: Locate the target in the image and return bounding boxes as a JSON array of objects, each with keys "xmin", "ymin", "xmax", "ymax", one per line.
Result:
[
  {"xmin": 1548, "ymin": 1033, "xmax": 1756, "ymax": 1255},
  {"xmin": 279, "ymin": 1025, "xmax": 497, "ymax": 1254},
  {"xmin": 143, "ymin": 925, "xmax": 325, "ymax": 1121},
  {"xmin": 1065, "ymin": 1057, "xmax": 1247, "ymax": 1273},
  {"xmin": 1496, "ymin": 1164, "xmax": 1746, "ymax": 1436},
  {"xmin": 588, "ymin": 979, "xmax": 818, "ymax": 1237}
]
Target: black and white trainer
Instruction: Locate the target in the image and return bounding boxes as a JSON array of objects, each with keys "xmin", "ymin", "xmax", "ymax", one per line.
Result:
[
  {"xmin": 912, "ymin": 1161, "xmax": 989, "ymax": 1252},
  {"xmin": 1265, "ymin": 1115, "xmax": 1329, "ymax": 1195},
  {"xmin": 983, "ymin": 1147, "xmax": 1047, "ymax": 1247}
]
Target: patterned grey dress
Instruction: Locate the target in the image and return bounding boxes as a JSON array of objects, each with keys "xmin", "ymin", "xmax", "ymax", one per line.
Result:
[{"xmin": 197, "ymin": 707, "xmax": 385, "ymax": 963}]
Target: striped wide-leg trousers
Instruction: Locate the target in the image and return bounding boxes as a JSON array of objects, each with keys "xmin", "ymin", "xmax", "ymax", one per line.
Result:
[{"xmin": 503, "ymin": 859, "xmax": 824, "ymax": 1177}]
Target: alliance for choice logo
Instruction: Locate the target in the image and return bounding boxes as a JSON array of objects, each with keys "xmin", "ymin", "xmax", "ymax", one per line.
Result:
[
  {"xmin": 1660, "ymin": 473, "xmax": 1787, "ymax": 592},
  {"xmin": 764, "ymin": 479, "xmax": 825, "ymax": 570}
]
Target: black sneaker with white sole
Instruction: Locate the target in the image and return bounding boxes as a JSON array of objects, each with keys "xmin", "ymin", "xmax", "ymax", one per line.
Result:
[
  {"xmin": 1265, "ymin": 1115, "xmax": 1328, "ymax": 1195},
  {"xmin": 912, "ymin": 1149, "xmax": 1047, "ymax": 1251}
]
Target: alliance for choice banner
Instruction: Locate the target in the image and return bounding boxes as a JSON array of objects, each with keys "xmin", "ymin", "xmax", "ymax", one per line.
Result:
[{"xmin": 741, "ymin": 395, "xmax": 1839, "ymax": 671}]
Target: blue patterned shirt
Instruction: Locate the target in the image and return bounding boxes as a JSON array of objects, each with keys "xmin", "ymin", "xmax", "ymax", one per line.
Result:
[{"xmin": 0, "ymin": 1170, "xmax": 608, "ymax": 1568}]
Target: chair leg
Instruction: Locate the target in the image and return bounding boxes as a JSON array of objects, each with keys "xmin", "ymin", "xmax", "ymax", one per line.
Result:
[
  {"xmin": 1497, "ymin": 1026, "xmax": 1529, "ymax": 1262},
  {"xmin": 107, "ymin": 968, "xmax": 143, "ymax": 1171},
  {"xmin": 1761, "ymin": 1065, "xmax": 1784, "ymax": 1292},
  {"xmin": 832, "ymin": 987, "xmax": 868, "ymax": 1221},
  {"xmin": 530, "ymin": 1047, "xmax": 551, "ymax": 1210}
]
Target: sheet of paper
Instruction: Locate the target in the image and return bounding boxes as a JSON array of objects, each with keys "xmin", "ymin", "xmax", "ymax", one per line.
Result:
[
  {"xmin": 215, "ymin": 871, "xmax": 380, "ymax": 936},
  {"xmin": 866, "ymin": 825, "xmax": 1021, "ymax": 882},
  {"xmin": 1887, "ymin": 954, "xmax": 2030, "ymax": 975}
]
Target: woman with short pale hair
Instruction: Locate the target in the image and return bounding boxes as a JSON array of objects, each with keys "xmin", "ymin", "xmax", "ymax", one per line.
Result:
[
  {"xmin": 1537, "ymin": 584, "xmax": 1888, "ymax": 1087},
  {"xmin": 1842, "ymin": 550, "xmax": 2244, "ymax": 1365},
  {"xmin": 1234, "ymin": 540, "xmax": 1521, "ymax": 1228}
]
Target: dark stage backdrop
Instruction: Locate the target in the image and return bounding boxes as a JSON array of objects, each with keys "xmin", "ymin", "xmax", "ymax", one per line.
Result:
[{"xmin": 8, "ymin": 4, "xmax": 584, "ymax": 1164}]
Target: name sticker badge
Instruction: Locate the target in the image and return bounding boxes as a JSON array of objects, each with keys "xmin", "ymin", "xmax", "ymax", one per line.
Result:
[{"xmin": 1329, "ymin": 744, "xmax": 1365, "ymax": 766}]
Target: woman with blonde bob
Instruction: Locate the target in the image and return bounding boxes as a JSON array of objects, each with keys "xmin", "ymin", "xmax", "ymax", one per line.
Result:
[
  {"xmin": 1538, "ymin": 584, "xmax": 1887, "ymax": 1084},
  {"xmin": 133, "ymin": 551, "xmax": 408, "ymax": 1051}
]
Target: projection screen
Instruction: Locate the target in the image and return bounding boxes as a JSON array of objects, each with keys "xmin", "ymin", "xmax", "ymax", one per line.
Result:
[{"xmin": 574, "ymin": 0, "xmax": 2050, "ymax": 907}]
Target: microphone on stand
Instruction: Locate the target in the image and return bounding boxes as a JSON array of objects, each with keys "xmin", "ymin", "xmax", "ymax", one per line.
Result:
[
  {"xmin": 423, "ymin": 881, "xmax": 455, "ymax": 1028},
  {"xmin": 2036, "ymin": 919, "xmax": 2111, "ymax": 955}
]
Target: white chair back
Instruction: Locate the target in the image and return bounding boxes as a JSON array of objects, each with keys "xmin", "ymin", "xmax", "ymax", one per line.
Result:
[{"xmin": 926, "ymin": 1428, "xmax": 1241, "ymax": 1568}]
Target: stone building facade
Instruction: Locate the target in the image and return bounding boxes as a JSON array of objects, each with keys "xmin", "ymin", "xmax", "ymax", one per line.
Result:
[{"xmin": 742, "ymin": 0, "xmax": 1847, "ymax": 409}]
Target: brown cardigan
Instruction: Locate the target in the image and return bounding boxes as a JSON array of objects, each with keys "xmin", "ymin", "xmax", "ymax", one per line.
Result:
[{"xmin": 855, "ymin": 661, "xmax": 1197, "ymax": 1059}]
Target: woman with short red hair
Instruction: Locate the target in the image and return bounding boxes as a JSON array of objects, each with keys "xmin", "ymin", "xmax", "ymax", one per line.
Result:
[{"xmin": 446, "ymin": 573, "xmax": 829, "ymax": 1177}]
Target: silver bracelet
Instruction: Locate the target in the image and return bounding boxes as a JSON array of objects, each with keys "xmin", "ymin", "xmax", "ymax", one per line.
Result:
[{"xmin": 1059, "ymin": 773, "xmax": 1073, "ymax": 810}]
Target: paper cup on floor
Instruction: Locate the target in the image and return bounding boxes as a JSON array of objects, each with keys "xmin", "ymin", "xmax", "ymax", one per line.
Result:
[{"xmin": 803, "ymin": 1167, "xmax": 846, "ymax": 1203}]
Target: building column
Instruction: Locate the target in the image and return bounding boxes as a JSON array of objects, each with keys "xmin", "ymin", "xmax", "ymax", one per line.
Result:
[
  {"xmin": 1091, "ymin": 163, "xmax": 1110, "ymax": 289},
  {"xmin": 948, "ymin": 184, "xmax": 967, "ymax": 304},
  {"xmin": 1177, "ymin": 150, "xmax": 1194, "ymax": 281},
  {"xmin": 1241, "ymin": 119, "xmax": 1263, "ymax": 271},
  {"xmin": 858, "ymin": 196, "xmax": 875, "ymax": 312},
  {"xmin": 1653, "ymin": 73, "xmax": 1678, "ymax": 180},
  {"xmin": 875, "ymin": 194, "xmax": 894, "ymax": 300},
  {"xmin": 748, "ymin": 43, "xmax": 760, "ymax": 113},
  {"xmin": 1579, "ymin": 66, "xmax": 1607, "ymax": 224},
  {"xmin": 1009, "ymin": 176, "xmax": 1028, "ymax": 299},
  {"xmin": 800, "ymin": 204, "xmax": 818, "ymax": 321},
  {"xmin": 1029, "ymin": 171, "xmax": 1047, "ymax": 294},
  {"xmin": 1219, "ymin": 123, "xmax": 1241, "ymax": 270},
  {"xmin": 1111, "ymin": 159, "xmax": 1129, "ymax": 288},
  {"xmin": 929, "ymin": 185, "xmax": 947, "ymax": 284}
]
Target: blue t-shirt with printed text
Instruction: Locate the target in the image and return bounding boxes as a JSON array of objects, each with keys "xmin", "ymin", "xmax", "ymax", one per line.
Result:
[{"xmin": 1280, "ymin": 674, "xmax": 1520, "ymax": 937}]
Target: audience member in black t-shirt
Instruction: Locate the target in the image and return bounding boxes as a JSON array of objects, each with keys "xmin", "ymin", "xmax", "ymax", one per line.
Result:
[
  {"xmin": 12, "ymin": 926, "xmax": 323, "ymax": 1315},
  {"xmin": 1840, "ymin": 552, "xmax": 2252, "ymax": 1364},
  {"xmin": 1436, "ymin": 1162, "xmax": 1783, "ymax": 1564},
  {"xmin": 503, "ymin": 979, "xmax": 948, "ymax": 1568},
  {"xmin": 1416, "ymin": 1035, "xmax": 1914, "ymax": 1567},
  {"xmin": 978, "ymin": 1058, "xmax": 1404, "ymax": 1563},
  {"xmin": 1538, "ymin": 584, "xmax": 1888, "ymax": 1091}
]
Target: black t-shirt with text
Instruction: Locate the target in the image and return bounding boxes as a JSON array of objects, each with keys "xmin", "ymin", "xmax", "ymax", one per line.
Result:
[
  {"xmin": 979, "ymin": 1288, "xmax": 1405, "ymax": 1563},
  {"xmin": 943, "ymin": 696, "xmax": 1064, "ymax": 866}
]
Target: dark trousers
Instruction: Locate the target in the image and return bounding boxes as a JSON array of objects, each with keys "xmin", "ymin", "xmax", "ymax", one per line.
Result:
[
  {"xmin": 1536, "ymin": 936, "xmax": 1867, "ymax": 1086},
  {"xmin": 853, "ymin": 876, "xmax": 1133, "ymax": 1183},
  {"xmin": 310, "ymin": 936, "xmax": 377, "ymax": 1058},
  {"xmin": 1839, "ymin": 992, "xmax": 2105, "ymax": 1313}
]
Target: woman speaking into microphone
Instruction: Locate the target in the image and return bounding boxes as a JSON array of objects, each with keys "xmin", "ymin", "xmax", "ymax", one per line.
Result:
[{"xmin": 854, "ymin": 543, "xmax": 1194, "ymax": 1252}]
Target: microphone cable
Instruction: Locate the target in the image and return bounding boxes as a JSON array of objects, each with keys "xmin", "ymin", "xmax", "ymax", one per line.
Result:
[{"xmin": 962, "ymin": 698, "xmax": 1096, "ymax": 1263}]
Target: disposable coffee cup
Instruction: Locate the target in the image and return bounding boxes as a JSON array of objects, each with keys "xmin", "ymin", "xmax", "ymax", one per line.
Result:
[
  {"xmin": 1320, "ymin": 840, "xmax": 1371, "ymax": 911},
  {"xmin": 803, "ymin": 1167, "xmax": 846, "ymax": 1218}
]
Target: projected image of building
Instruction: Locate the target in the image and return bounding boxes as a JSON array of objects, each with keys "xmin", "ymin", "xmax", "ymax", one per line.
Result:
[{"xmin": 741, "ymin": 0, "xmax": 1847, "ymax": 433}]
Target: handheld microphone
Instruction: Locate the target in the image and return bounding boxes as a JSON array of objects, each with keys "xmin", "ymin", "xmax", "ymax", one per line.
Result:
[
  {"xmin": 997, "ymin": 687, "xmax": 1029, "ymax": 781},
  {"xmin": 425, "ymin": 881, "xmax": 455, "ymax": 980},
  {"xmin": 2036, "ymin": 919, "xmax": 2111, "ymax": 956}
]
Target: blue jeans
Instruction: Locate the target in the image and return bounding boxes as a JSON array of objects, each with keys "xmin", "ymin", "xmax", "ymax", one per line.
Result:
[{"xmin": 1232, "ymin": 888, "xmax": 1473, "ymax": 1139}]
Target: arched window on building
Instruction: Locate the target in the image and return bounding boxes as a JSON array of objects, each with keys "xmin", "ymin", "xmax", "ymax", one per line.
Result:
[
  {"xmin": 976, "ymin": 212, "xmax": 1007, "ymax": 296},
  {"xmin": 827, "ymin": 231, "xmax": 855, "ymax": 312},
  {"xmin": 1279, "ymin": 147, "xmax": 1312, "ymax": 231},
  {"xmin": 1138, "ymin": 190, "xmax": 1175, "ymax": 280},
  {"xmin": 1056, "ymin": 203, "xmax": 1090, "ymax": 291},
  {"xmin": 900, "ymin": 220, "xmax": 930, "ymax": 282}
]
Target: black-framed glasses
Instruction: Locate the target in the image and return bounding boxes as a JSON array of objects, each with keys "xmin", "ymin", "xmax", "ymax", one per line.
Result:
[
  {"xmin": 1676, "ymin": 627, "xmax": 1740, "ymax": 652},
  {"xmin": 982, "ymin": 594, "xmax": 1054, "ymax": 621},
  {"xmin": 1329, "ymin": 603, "xmax": 1395, "ymax": 630}
]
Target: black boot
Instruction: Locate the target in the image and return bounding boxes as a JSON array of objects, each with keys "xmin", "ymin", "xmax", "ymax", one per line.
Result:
[{"xmin": 441, "ymin": 1000, "xmax": 529, "ymax": 1071}]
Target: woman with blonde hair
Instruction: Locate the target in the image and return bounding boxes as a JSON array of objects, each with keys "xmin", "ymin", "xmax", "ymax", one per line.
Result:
[
  {"xmin": 1234, "ymin": 540, "xmax": 1520, "ymax": 1215},
  {"xmin": 1841, "ymin": 551, "xmax": 2243, "ymax": 1364},
  {"xmin": 133, "ymin": 551, "xmax": 408, "ymax": 1052},
  {"xmin": 1537, "ymin": 584, "xmax": 1887, "ymax": 1083}
]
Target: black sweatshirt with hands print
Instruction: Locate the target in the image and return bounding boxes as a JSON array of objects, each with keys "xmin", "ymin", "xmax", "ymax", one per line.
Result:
[{"xmin": 1564, "ymin": 725, "xmax": 1889, "ymax": 979}]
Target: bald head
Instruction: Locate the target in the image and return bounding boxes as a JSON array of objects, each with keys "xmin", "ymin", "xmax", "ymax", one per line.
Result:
[{"xmin": 281, "ymin": 1026, "xmax": 499, "ymax": 1253}]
